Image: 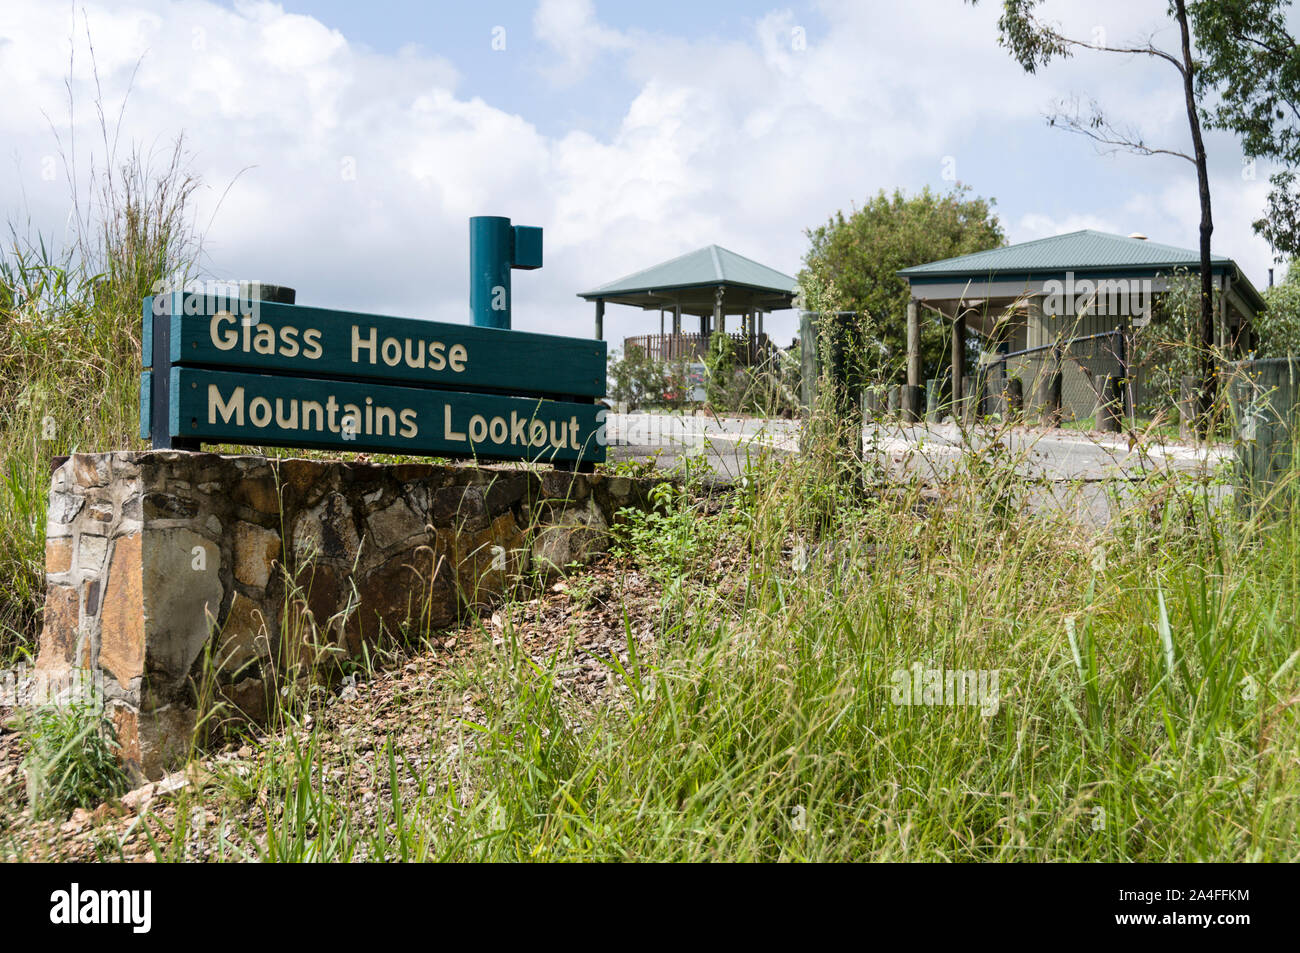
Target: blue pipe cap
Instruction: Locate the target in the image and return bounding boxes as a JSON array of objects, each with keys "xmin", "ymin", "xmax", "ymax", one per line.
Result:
[{"xmin": 512, "ymin": 225, "xmax": 543, "ymax": 270}]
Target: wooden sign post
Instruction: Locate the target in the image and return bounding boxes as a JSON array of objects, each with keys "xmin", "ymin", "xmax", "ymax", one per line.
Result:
[{"xmin": 140, "ymin": 223, "xmax": 606, "ymax": 465}]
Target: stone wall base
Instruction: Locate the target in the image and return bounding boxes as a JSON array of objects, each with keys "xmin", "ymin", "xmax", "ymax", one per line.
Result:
[{"xmin": 38, "ymin": 452, "xmax": 656, "ymax": 780}]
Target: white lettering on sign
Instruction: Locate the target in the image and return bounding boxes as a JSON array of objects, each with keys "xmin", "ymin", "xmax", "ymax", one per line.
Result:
[
  {"xmin": 445, "ymin": 407, "xmax": 582, "ymax": 451},
  {"xmin": 207, "ymin": 384, "xmax": 417, "ymax": 438},
  {"xmin": 351, "ymin": 326, "xmax": 468, "ymax": 373},
  {"xmin": 210, "ymin": 384, "xmax": 245, "ymax": 425},
  {"xmin": 202, "ymin": 385, "xmax": 586, "ymax": 455},
  {"xmin": 209, "ymin": 312, "xmax": 321, "ymax": 359},
  {"xmin": 491, "ymin": 286, "xmax": 507, "ymax": 311},
  {"xmin": 444, "ymin": 405, "xmax": 466, "ymax": 441}
]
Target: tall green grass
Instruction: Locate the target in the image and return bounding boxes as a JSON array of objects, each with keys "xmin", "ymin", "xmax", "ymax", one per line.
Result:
[
  {"xmin": 99, "ymin": 433, "xmax": 1300, "ymax": 862},
  {"xmin": 0, "ymin": 135, "xmax": 198, "ymax": 658}
]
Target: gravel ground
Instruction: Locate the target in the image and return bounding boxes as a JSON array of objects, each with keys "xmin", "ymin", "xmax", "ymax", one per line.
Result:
[{"xmin": 0, "ymin": 556, "xmax": 673, "ymax": 862}]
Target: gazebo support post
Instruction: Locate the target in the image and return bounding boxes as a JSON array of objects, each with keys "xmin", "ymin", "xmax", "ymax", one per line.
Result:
[
  {"xmin": 903, "ymin": 298, "xmax": 922, "ymax": 422},
  {"xmin": 673, "ymin": 303, "xmax": 682, "ymax": 360},
  {"xmin": 714, "ymin": 286, "xmax": 725, "ymax": 338},
  {"xmin": 594, "ymin": 298, "xmax": 604, "ymax": 340}
]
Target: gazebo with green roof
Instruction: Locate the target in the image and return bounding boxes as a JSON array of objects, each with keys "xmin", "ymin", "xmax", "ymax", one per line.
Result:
[
  {"xmin": 578, "ymin": 245, "xmax": 798, "ymax": 361},
  {"xmin": 896, "ymin": 229, "xmax": 1266, "ymax": 421}
]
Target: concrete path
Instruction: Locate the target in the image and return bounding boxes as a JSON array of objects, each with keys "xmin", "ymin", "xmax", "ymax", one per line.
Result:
[{"xmin": 604, "ymin": 412, "xmax": 1232, "ymax": 523}]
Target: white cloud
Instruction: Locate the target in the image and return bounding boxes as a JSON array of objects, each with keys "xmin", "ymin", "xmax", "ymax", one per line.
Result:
[
  {"xmin": 533, "ymin": 0, "xmax": 629, "ymax": 86},
  {"xmin": 0, "ymin": 0, "xmax": 1284, "ymax": 352}
]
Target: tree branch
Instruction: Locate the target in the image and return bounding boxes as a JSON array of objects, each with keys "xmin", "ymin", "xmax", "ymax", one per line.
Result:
[
  {"xmin": 1048, "ymin": 98, "xmax": 1196, "ymax": 164},
  {"xmin": 1052, "ymin": 32, "xmax": 1187, "ymax": 75}
]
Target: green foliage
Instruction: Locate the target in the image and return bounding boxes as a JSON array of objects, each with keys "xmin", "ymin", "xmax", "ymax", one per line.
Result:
[
  {"xmin": 1190, "ymin": 0, "xmax": 1300, "ymax": 258},
  {"xmin": 75, "ymin": 440, "xmax": 1300, "ymax": 862},
  {"xmin": 1127, "ymin": 269, "xmax": 1211, "ymax": 415},
  {"xmin": 19, "ymin": 702, "xmax": 129, "ymax": 819},
  {"xmin": 607, "ymin": 345, "xmax": 667, "ymax": 410},
  {"xmin": 0, "ymin": 126, "xmax": 199, "ymax": 658},
  {"xmin": 609, "ymin": 482, "xmax": 704, "ymax": 582},
  {"xmin": 661, "ymin": 356, "xmax": 693, "ymax": 411},
  {"xmin": 1259, "ymin": 259, "xmax": 1300, "ymax": 357},
  {"xmin": 703, "ymin": 332, "xmax": 740, "ymax": 410},
  {"xmin": 980, "ymin": 0, "xmax": 1072, "ymax": 73},
  {"xmin": 800, "ymin": 186, "xmax": 1004, "ymax": 383}
]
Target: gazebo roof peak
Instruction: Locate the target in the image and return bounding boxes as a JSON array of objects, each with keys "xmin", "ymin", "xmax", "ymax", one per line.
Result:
[{"xmin": 578, "ymin": 244, "xmax": 798, "ymax": 301}]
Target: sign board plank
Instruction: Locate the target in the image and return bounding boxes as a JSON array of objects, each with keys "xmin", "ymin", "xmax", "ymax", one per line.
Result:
[
  {"xmin": 170, "ymin": 367, "xmax": 606, "ymax": 463},
  {"xmin": 162, "ymin": 294, "xmax": 605, "ymax": 398},
  {"xmin": 142, "ymin": 296, "xmax": 154, "ymax": 368},
  {"xmin": 140, "ymin": 371, "xmax": 152, "ymax": 440}
]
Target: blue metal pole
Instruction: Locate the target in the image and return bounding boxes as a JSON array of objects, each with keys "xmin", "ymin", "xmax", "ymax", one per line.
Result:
[{"xmin": 470, "ymin": 216, "xmax": 514, "ymax": 329}]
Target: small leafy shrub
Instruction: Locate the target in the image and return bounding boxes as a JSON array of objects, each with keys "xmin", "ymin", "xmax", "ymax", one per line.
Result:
[
  {"xmin": 608, "ymin": 345, "xmax": 668, "ymax": 410},
  {"xmin": 704, "ymin": 332, "xmax": 744, "ymax": 410},
  {"xmin": 610, "ymin": 482, "xmax": 704, "ymax": 581},
  {"xmin": 20, "ymin": 702, "xmax": 129, "ymax": 819}
]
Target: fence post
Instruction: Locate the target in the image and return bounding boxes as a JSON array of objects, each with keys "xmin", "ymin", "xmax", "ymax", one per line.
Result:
[
  {"xmin": 1038, "ymin": 345, "xmax": 1062, "ymax": 427},
  {"xmin": 799, "ymin": 311, "xmax": 819, "ymax": 413},
  {"xmin": 1228, "ymin": 356, "xmax": 1300, "ymax": 504},
  {"xmin": 1096, "ymin": 374, "xmax": 1123, "ymax": 433},
  {"xmin": 903, "ymin": 299, "xmax": 922, "ymax": 422},
  {"xmin": 925, "ymin": 377, "xmax": 944, "ymax": 422},
  {"xmin": 951, "ymin": 314, "xmax": 966, "ymax": 412}
]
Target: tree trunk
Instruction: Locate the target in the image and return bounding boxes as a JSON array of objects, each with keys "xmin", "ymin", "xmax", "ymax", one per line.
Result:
[{"xmin": 1175, "ymin": 0, "xmax": 1216, "ymax": 437}]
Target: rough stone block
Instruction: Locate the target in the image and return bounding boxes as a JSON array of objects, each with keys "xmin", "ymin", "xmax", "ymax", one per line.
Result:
[
  {"xmin": 99, "ymin": 532, "xmax": 144, "ymax": 687},
  {"xmin": 365, "ymin": 497, "xmax": 420, "ymax": 551},
  {"xmin": 45, "ymin": 537, "xmax": 72, "ymax": 575},
  {"xmin": 142, "ymin": 528, "xmax": 223, "ymax": 690},
  {"xmin": 433, "ymin": 484, "xmax": 488, "ymax": 529},
  {"xmin": 293, "ymin": 491, "xmax": 360, "ymax": 563},
  {"xmin": 78, "ymin": 532, "xmax": 109, "ymax": 574},
  {"xmin": 234, "ymin": 522, "xmax": 281, "ymax": 590},
  {"xmin": 36, "ymin": 584, "xmax": 79, "ymax": 670},
  {"xmin": 532, "ymin": 499, "xmax": 610, "ymax": 575}
]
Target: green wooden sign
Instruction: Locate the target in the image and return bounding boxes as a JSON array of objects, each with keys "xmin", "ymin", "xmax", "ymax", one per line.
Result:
[
  {"xmin": 170, "ymin": 367, "xmax": 604, "ymax": 462},
  {"xmin": 157, "ymin": 295, "xmax": 604, "ymax": 398},
  {"xmin": 141, "ymin": 225, "xmax": 607, "ymax": 466}
]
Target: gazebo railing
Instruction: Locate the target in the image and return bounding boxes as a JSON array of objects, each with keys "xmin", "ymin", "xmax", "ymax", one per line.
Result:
[{"xmin": 623, "ymin": 332, "xmax": 772, "ymax": 365}]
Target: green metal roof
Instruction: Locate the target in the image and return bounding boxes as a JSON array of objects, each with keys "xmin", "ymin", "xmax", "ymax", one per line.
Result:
[
  {"xmin": 579, "ymin": 245, "xmax": 798, "ymax": 299},
  {"xmin": 897, "ymin": 229, "xmax": 1242, "ymax": 276},
  {"xmin": 898, "ymin": 229, "xmax": 1264, "ymax": 311}
]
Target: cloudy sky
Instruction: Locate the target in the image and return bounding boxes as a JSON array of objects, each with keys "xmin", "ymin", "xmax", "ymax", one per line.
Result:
[{"xmin": 0, "ymin": 0, "xmax": 1288, "ymax": 345}]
